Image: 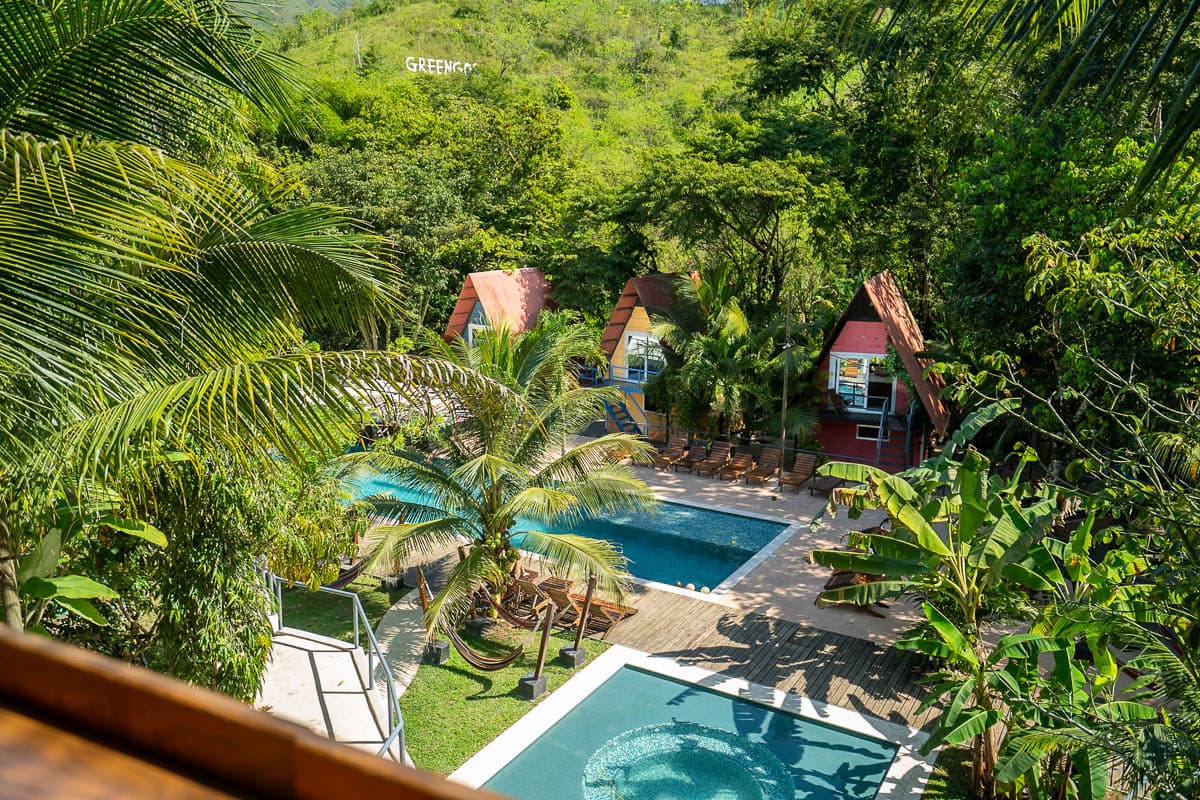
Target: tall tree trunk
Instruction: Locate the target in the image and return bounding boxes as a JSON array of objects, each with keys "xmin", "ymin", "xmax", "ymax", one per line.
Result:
[{"xmin": 0, "ymin": 512, "xmax": 23, "ymax": 632}]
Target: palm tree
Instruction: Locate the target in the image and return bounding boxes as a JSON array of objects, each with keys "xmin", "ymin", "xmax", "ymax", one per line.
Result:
[
  {"xmin": 653, "ymin": 268, "xmax": 786, "ymax": 435},
  {"xmin": 418, "ymin": 310, "xmax": 606, "ymax": 400},
  {"xmin": 349, "ymin": 321, "xmax": 655, "ymax": 634},
  {"xmin": 825, "ymin": 2, "xmax": 1199, "ymax": 196},
  {"xmin": 0, "ymin": 0, "xmax": 487, "ymax": 633}
]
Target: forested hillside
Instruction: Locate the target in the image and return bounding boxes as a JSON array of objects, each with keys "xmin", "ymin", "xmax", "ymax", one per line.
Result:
[
  {"xmin": 256, "ymin": 0, "xmax": 748, "ymax": 332},
  {"xmin": 270, "ymin": 0, "xmax": 744, "ymax": 174}
]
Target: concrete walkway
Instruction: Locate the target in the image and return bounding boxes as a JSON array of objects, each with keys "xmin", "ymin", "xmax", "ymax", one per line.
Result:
[
  {"xmin": 257, "ymin": 627, "xmax": 399, "ymax": 758},
  {"xmin": 371, "ymin": 592, "xmax": 425, "ymax": 697},
  {"xmin": 630, "ymin": 464, "xmax": 922, "ymax": 645}
]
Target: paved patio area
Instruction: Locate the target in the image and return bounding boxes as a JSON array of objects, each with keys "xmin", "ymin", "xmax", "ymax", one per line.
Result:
[{"xmin": 631, "ymin": 464, "xmax": 922, "ymax": 645}]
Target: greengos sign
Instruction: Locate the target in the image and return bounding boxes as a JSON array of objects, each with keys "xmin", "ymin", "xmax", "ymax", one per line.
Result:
[{"xmin": 406, "ymin": 56, "xmax": 477, "ymax": 74}]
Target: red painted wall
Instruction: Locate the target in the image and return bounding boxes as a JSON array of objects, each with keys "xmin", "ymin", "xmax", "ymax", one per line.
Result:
[
  {"xmin": 817, "ymin": 420, "xmax": 887, "ymax": 463},
  {"xmin": 834, "ymin": 320, "xmax": 889, "ymax": 355}
]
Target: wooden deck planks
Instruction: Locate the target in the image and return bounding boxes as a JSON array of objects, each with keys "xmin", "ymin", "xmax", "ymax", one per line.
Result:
[{"xmin": 608, "ymin": 589, "xmax": 937, "ymax": 730}]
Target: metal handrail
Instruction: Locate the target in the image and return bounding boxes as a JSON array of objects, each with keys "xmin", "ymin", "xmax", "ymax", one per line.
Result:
[
  {"xmin": 874, "ymin": 398, "xmax": 890, "ymax": 466},
  {"xmin": 260, "ymin": 569, "xmax": 408, "ymax": 764},
  {"xmin": 577, "ymin": 363, "xmax": 661, "ymax": 386}
]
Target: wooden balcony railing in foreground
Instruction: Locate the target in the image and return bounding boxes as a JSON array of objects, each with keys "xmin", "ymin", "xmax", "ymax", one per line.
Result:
[{"xmin": 0, "ymin": 628, "xmax": 506, "ymax": 800}]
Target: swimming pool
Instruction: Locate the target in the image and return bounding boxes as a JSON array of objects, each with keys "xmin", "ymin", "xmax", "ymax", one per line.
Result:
[
  {"xmin": 453, "ymin": 647, "xmax": 931, "ymax": 800},
  {"xmin": 351, "ymin": 473, "xmax": 790, "ymax": 590}
]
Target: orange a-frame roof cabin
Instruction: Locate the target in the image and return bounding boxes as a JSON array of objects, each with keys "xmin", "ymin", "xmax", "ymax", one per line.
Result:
[
  {"xmin": 599, "ymin": 274, "xmax": 680, "ymax": 362},
  {"xmin": 443, "ymin": 268, "xmax": 554, "ymax": 342},
  {"xmin": 811, "ymin": 271, "xmax": 949, "ymax": 470}
]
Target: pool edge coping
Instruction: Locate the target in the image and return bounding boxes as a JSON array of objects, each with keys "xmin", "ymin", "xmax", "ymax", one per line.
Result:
[
  {"xmin": 629, "ymin": 495, "xmax": 806, "ymax": 601},
  {"xmin": 449, "ymin": 644, "xmax": 937, "ymax": 799}
]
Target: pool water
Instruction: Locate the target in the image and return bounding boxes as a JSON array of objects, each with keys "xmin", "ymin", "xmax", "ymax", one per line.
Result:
[
  {"xmin": 350, "ymin": 474, "xmax": 788, "ymax": 589},
  {"xmin": 482, "ymin": 666, "xmax": 898, "ymax": 800}
]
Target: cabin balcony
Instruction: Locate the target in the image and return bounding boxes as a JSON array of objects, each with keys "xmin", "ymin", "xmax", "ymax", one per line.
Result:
[{"xmin": 577, "ymin": 363, "xmax": 661, "ymax": 390}]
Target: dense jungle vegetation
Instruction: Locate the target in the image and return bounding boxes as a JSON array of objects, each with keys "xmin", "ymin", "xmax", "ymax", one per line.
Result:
[{"xmin": 4, "ymin": 0, "xmax": 1200, "ymax": 797}]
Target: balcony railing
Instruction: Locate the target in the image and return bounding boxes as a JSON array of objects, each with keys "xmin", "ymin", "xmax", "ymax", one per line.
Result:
[{"xmin": 578, "ymin": 363, "xmax": 661, "ymax": 387}]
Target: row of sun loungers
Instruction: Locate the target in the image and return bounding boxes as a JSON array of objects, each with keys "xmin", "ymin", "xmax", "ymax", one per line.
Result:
[
  {"xmin": 503, "ymin": 576, "xmax": 637, "ymax": 638},
  {"xmin": 650, "ymin": 434, "xmax": 831, "ymax": 493}
]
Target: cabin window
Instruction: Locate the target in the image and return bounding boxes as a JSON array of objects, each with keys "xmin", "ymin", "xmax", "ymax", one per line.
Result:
[
  {"xmin": 855, "ymin": 424, "xmax": 893, "ymax": 441},
  {"xmin": 466, "ymin": 302, "xmax": 488, "ymax": 346},
  {"xmin": 624, "ymin": 332, "xmax": 664, "ymax": 381},
  {"xmin": 830, "ymin": 354, "xmax": 895, "ymax": 411}
]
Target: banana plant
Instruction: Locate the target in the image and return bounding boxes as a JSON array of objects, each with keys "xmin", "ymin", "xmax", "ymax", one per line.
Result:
[
  {"xmin": 900, "ymin": 610, "xmax": 1077, "ymax": 799},
  {"xmin": 18, "ymin": 495, "xmax": 166, "ymax": 633},
  {"xmin": 812, "ymin": 446, "xmax": 1058, "ymax": 635},
  {"xmin": 812, "ymin": 403, "xmax": 1061, "ymax": 797}
]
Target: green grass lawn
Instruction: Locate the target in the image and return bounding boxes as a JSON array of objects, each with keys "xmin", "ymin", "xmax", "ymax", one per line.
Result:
[
  {"xmin": 401, "ymin": 623, "xmax": 611, "ymax": 775},
  {"xmin": 279, "ymin": 576, "xmax": 408, "ymax": 645},
  {"xmin": 924, "ymin": 747, "xmax": 973, "ymax": 799}
]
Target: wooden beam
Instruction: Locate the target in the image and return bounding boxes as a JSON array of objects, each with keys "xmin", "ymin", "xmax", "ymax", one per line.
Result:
[{"xmin": 0, "ymin": 628, "xmax": 504, "ymax": 800}]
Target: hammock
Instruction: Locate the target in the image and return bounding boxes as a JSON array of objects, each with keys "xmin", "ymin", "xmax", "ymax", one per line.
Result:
[
  {"xmin": 446, "ymin": 626, "xmax": 525, "ymax": 671},
  {"xmin": 477, "ymin": 590, "xmax": 540, "ymax": 630},
  {"xmin": 324, "ymin": 559, "xmax": 369, "ymax": 590},
  {"xmin": 416, "ymin": 568, "xmax": 526, "ymax": 673}
]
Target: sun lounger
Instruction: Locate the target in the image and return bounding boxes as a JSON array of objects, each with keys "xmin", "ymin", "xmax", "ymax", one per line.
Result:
[
  {"xmin": 808, "ymin": 475, "xmax": 844, "ymax": 496},
  {"xmin": 718, "ymin": 449, "xmax": 755, "ymax": 481},
  {"xmin": 651, "ymin": 433, "xmax": 687, "ymax": 470},
  {"xmin": 778, "ymin": 453, "xmax": 818, "ymax": 493},
  {"xmin": 743, "ymin": 446, "xmax": 780, "ymax": 485},
  {"xmin": 672, "ymin": 441, "xmax": 709, "ymax": 473},
  {"xmin": 693, "ymin": 441, "xmax": 732, "ymax": 477},
  {"xmin": 542, "ymin": 586, "xmax": 637, "ymax": 637}
]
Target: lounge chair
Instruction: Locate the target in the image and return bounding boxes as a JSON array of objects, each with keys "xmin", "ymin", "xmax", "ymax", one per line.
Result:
[
  {"xmin": 495, "ymin": 578, "xmax": 552, "ymax": 626},
  {"xmin": 778, "ymin": 453, "xmax": 818, "ymax": 493},
  {"xmin": 672, "ymin": 441, "xmax": 708, "ymax": 473},
  {"xmin": 743, "ymin": 446, "xmax": 781, "ymax": 485},
  {"xmin": 693, "ymin": 441, "xmax": 732, "ymax": 477},
  {"xmin": 808, "ymin": 475, "xmax": 844, "ymax": 497},
  {"xmin": 542, "ymin": 586, "xmax": 637, "ymax": 637},
  {"xmin": 651, "ymin": 433, "xmax": 687, "ymax": 470},
  {"xmin": 819, "ymin": 569, "xmax": 889, "ymax": 618},
  {"xmin": 718, "ymin": 449, "xmax": 755, "ymax": 481}
]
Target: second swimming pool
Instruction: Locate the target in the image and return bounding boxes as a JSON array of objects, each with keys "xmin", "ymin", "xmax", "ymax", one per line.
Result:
[
  {"xmin": 351, "ymin": 473, "xmax": 790, "ymax": 589},
  {"xmin": 476, "ymin": 663, "xmax": 900, "ymax": 800}
]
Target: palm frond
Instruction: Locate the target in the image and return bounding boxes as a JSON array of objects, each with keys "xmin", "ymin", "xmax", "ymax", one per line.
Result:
[
  {"xmin": 533, "ymin": 433, "xmax": 657, "ymax": 486},
  {"xmin": 829, "ymin": 0, "xmax": 1200, "ymax": 195},
  {"xmin": 421, "ymin": 545, "xmax": 506, "ymax": 634},
  {"xmin": 360, "ymin": 516, "xmax": 473, "ymax": 575},
  {"xmin": 33, "ymin": 351, "xmax": 496, "ymax": 486},
  {"xmin": 0, "ymin": 0, "xmax": 304, "ymax": 147},
  {"xmin": 516, "ymin": 530, "xmax": 630, "ymax": 600}
]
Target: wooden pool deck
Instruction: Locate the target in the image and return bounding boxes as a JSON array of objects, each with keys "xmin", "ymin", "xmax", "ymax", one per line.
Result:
[{"xmin": 607, "ymin": 587, "xmax": 938, "ymax": 731}]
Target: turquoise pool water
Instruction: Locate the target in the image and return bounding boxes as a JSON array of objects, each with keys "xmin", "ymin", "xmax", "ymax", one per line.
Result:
[
  {"xmin": 482, "ymin": 666, "xmax": 898, "ymax": 800},
  {"xmin": 351, "ymin": 474, "xmax": 789, "ymax": 589}
]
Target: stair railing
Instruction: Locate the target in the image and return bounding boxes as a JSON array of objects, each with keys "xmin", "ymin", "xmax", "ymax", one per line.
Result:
[
  {"xmin": 874, "ymin": 397, "xmax": 890, "ymax": 466},
  {"xmin": 259, "ymin": 568, "xmax": 408, "ymax": 765}
]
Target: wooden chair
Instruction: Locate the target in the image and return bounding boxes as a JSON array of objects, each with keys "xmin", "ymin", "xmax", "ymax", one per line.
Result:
[
  {"xmin": 505, "ymin": 578, "xmax": 552, "ymax": 622},
  {"xmin": 743, "ymin": 446, "xmax": 781, "ymax": 485},
  {"xmin": 718, "ymin": 449, "xmax": 755, "ymax": 481},
  {"xmin": 693, "ymin": 441, "xmax": 733, "ymax": 477},
  {"xmin": 543, "ymin": 586, "xmax": 637, "ymax": 637},
  {"xmin": 587, "ymin": 597, "xmax": 638, "ymax": 630},
  {"xmin": 778, "ymin": 453, "xmax": 818, "ymax": 493},
  {"xmin": 672, "ymin": 440, "xmax": 708, "ymax": 473},
  {"xmin": 820, "ymin": 570, "xmax": 889, "ymax": 618},
  {"xmin": 651, "ymin": 433, "xmax": 687, "ymax": 470}
]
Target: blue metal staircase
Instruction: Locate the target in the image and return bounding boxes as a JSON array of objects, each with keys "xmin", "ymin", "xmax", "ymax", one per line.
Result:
[{"xmin": 603, "ymin": 398, "xmax": 642, "ymax": 435}]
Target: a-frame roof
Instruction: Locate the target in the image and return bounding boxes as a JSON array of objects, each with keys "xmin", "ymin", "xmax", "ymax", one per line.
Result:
[
  {"xmin": 817, "ymin": 271, "xmax": 950, "ymax": 437},
  {"xmin": 443, "ymin": 268, "xmax": 553, "ymax": 341},
  {"xmin": 600, "ymin": 274, "xmax": 680, "ymax": 360}
]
